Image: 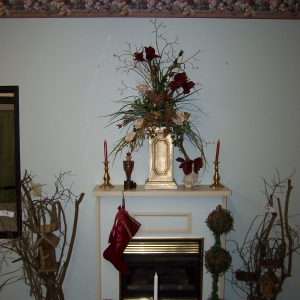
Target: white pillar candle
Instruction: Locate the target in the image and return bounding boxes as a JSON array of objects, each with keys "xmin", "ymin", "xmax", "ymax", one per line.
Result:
[{"xmin": 154, "ymin": 272, "xmax": 158, "ymax": 300}]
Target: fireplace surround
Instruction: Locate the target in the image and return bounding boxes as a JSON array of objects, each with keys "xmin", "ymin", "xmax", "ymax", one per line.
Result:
[
  {"xmin": 120, "ymin": 237, "xmax": 203, "ymax": 300},
  {"xmin": 93, "ymin": 185, "xmax": 232, "ymax": 300}
]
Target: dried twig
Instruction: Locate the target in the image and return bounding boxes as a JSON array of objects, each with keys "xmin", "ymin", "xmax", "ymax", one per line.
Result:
[
  {"xmin": 228, "ymin": 170, "xmax": 299, "ymax": 300},
  {"xmin": 0, "ymin": 171, "xmax": 84, "ymax": 300}
]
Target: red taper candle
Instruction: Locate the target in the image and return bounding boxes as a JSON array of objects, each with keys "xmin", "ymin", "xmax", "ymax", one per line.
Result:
[
  {"xmin": 104, "ymin": 140, "xmax": 108, "ymax": 162},
  {"xmin": 215, "ymin": 139, "xmax": 220, "ymax": 162}
]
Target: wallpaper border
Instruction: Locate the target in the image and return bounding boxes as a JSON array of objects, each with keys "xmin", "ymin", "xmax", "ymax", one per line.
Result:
[{"xmin": 1, "ymin": 1, "xmax": 300, "ymax": 19}]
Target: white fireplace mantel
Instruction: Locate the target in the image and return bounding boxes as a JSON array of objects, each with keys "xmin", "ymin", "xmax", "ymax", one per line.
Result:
[
  {"xmin": 92, "ymin": 184, "xmax": 232, "ymax": 199},
  {"xmin": 93, "ymin": 184, "xmax": 232, "ymax": 300}
]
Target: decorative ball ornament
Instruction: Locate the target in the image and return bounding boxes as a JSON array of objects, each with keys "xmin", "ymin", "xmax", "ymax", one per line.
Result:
[
  {"xmin": 205, "ymin": 204, "xmax": 234, "ymax": 235},
  {"xmin": 205, "ymin": 246, "xmax": 232, "ymax": 275}
]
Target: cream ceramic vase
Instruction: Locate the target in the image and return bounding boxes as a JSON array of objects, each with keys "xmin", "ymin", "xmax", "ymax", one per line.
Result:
[{"xmin": 145, "ymin": 127, "xmax": 177, "ymax": 189}]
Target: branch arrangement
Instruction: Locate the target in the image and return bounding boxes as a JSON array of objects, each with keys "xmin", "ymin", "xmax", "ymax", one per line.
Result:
[
  {"xmin": 103, "ymin": 19, "xmax": 208, "ymax": 175},
  {"xmin": 0, "ymin": 170, "xmax": 84, "ymax": 300},
  {"xmin": 229, "ymin": 169, "xmax": 299, "ymax": 300}
]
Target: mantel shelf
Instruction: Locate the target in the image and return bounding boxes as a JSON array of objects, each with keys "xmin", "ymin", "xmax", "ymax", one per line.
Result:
[{"xmin": 92, "ymin": 184, "xmax": 232, "ymax": 197}]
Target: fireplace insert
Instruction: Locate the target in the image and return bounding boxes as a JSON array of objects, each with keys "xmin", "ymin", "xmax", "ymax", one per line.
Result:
[{"xmin": 120, "ymin": 237, "xmax": 203, "ymax": 300}]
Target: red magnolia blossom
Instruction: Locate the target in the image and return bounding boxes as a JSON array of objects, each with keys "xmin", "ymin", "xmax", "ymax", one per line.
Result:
[
  {"xmin": 169, "ymin": 72, "xmax": 188, "ymax": 88},
  {"xmin": 182, "ymin": 81, "xmax": 195, "ymax": 94},
  {"xmin": 176, "ymin": 157, "xmax": 203, "ymax": 175},
  {"xmin": 193, "ymin": 157, "xmax": 203, "ymax": 172},
  {"xmin": 145, "ymin": 46, "xmax": 161, "ymax": 61},
  {"xmin": 134, "ymin": 51, "xmax": 146, "ymax": 62},
  {"xmin": 134, "ymin": 47, "xmax": 160, "ymax": 62},
  {"xmin": 168, "ymin": 72, "xmax": 195, "ymax": 94}
]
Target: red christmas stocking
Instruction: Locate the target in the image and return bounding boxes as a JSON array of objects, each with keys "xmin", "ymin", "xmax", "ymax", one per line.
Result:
[{"xmin": 103, "ymin": 196, "xmax": 141, "ymax": 275}]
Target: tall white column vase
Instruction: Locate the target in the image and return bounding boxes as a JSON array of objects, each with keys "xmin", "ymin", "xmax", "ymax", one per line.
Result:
[{"xmin": 145, "ymin": 127, "xmax": 177, "ymax": 189}]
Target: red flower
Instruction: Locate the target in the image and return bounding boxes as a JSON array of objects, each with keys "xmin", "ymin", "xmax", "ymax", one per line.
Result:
[
  {"xmin": 145, "ymin": 46, "xmax": 160, "ymax": 61},
  {"xmin": 168, "ymin": 72, "xmax": 194, "ymax": 94},
  {"xmin": 134, "ymin": 51, "xmax": 146, "ymax": 62},
  {"xmin": 168, "ymin": 72, "xmax": 187, "ymax": 91},
  {"xmin": 182, "ymin": 80, "xmax": 195, "ymax": 94},
  {"xmin": 117, "ymin": 124, "xmax": 122, "ymax": 129},
  {"xmin": 176, "ymin": 157, "xmax": 203, "ymax": 175},
  {"xmin": 193, "ymin": 157, "xmax": 203, "ymax": 174},
  {"xmin": 164, "ymin": 117, "xmax": 171, "ymax": 123},
  {"xmin": 176, "ymin": 157, "xmax": 192, "ymax": 175}
]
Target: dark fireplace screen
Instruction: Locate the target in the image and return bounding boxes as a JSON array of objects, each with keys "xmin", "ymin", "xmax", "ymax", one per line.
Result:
[{"xmin": 120, "ymin": 237, "xmax": 203, "ymax": 300}]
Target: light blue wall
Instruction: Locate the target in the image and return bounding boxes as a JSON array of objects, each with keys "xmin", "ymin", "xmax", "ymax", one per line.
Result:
[{"xmin": 1, "ymin": 18, "xmax": 300, "ymax": 299}]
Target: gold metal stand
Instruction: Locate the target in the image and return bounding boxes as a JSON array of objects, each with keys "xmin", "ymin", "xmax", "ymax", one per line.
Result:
[
  {"xmin": 100, "ymin": 162, "xmax": 114, "ymax": 189},
  {"xmin": 209, "ymin": 162, "xmax": 224, "ymax": 189}
]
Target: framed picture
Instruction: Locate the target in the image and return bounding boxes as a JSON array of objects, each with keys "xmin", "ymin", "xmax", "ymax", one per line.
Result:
[{"xmin": 0, "ymin": 86, "xmax": 21, "ymax": 238}]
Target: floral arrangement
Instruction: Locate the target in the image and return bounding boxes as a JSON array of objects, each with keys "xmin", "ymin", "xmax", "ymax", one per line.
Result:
[{"xmin": 105, "ymin": 19, "xmax": 207, "ymax": 176}]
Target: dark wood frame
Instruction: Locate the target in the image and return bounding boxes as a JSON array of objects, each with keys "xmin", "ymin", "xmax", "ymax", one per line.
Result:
[{"xmin": 0, "ymin": 86, "xmax": 21, "ymax": 238}]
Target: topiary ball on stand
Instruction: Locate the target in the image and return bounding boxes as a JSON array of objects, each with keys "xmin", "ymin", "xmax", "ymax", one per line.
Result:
[
  {"xmin": 205, "ymin": 246, "xmax": 232, "ymax": 275},
  {"xmin": 205, "ymin": 204, "xmax": 234, "ymax": 236},
  {"xmin": 205, "ymin": 205, "xmax": 234, "ymax": 300}
]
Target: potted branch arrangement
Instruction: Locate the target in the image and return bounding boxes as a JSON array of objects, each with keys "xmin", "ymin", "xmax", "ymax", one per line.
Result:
[
  {"xmin": 0, "ymin": 170, "xmax": 84, "ymax": 300},
  {"xmin": 229, "ymin": 169, "xmax": 300, "ymax": 300},
  {"xmin": 103, "ymin": 19, "xmax": 208, "ymax": 186}
]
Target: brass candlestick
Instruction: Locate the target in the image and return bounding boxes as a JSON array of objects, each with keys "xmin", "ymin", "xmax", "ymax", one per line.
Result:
[
  {"xmin": 100, "ymin": 162, "xmax": 114, "ymax": 189},
  {"xmin": 209, "ymin": 162, "xmax": 224, "ymax": 189}
]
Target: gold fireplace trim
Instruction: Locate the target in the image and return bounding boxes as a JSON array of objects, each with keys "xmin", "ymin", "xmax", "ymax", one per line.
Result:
[{"xmin": 124, "ymin": 237, "xmax": 203, "ymax": 254}]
